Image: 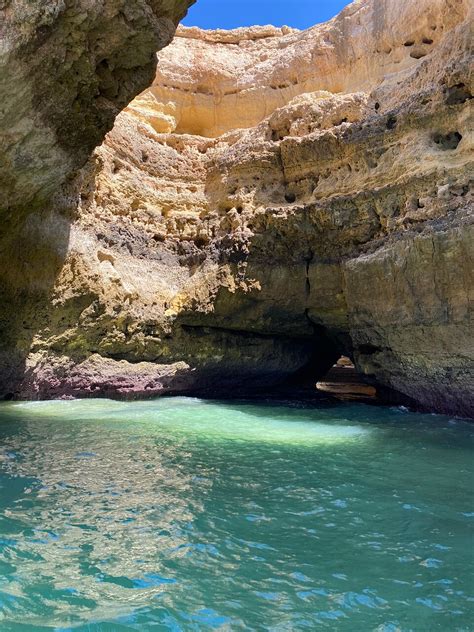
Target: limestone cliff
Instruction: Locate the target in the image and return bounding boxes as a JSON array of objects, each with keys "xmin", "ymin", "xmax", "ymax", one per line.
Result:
[{"xmin": 1, "ymin": 0, "xmax": 473, "ymax": 417}]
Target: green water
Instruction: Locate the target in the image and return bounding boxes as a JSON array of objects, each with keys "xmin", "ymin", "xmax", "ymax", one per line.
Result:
[{"xmin": 0, "ymin": 398, "xmax": 472, "ymax": 631}]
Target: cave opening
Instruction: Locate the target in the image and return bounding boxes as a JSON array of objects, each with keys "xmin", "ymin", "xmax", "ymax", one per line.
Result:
[
  {"xmin": 277, "ymin": 326, "xmax": 378, "ymax": 403},
  {"xmin": 283, "ymin": 332, "xmax": 379, "ymax": 403},
  {"xmin": 278, "ymin": 326, "xmax": 395, "ymax": 405},
  {"xmin": 315, "ymin": 356, "xmax": 377, "ymax": 401}
]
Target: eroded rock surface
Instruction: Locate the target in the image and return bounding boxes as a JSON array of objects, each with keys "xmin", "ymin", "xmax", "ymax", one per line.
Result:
[
  {"xmin": 0, "ymin": 0, "xmax": 194, "ymax": 391},
  {"xmin": 0, "ymin": 0, "xmax": 194, "ymax": 219},
  {"xmin": 1, "ymin": 0, "xmax": 473, "ymax": 416}
]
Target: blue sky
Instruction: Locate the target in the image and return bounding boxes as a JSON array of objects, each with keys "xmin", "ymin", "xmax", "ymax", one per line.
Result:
[{"xmin": 182, "ymin": 0, "xmax": 351, "ymax": 30}]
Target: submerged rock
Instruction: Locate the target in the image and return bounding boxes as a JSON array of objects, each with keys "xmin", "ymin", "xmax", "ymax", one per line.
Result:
[{"xmin": 0, "ymin": 0, "xmax": 472, "ymax": 416}]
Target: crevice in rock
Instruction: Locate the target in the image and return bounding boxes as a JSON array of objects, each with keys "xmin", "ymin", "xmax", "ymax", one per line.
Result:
[{"xmin": 304, "ymin": 250, "xmax": 314, "ymax": 297}]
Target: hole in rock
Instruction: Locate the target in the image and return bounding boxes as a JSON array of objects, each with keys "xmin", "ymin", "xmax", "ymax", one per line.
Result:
[
  {"xmin": 284, "ymin": 192, "xmax": 296, "ymax": 203},
  {"xmin": 386, "ymin": 115, "xmax": 397, "ymax": 130},
  {"xmin": 316, "ymin": 356, "xmax": 377, "ymax": 401},
  {"xmin": 374, "ymin": 102, "xmax": 380, "ymax": 111},
  {"xmin": 404, "ymin": 40, "xmax": 415, "ymax": 47},
  {"xmin": 445, "ymin": 83, "xmax": 472, "ymax": 105},
  {"xmin": 193, "ymin": 234, "xmax": 210, "ymax": 248},
  {"xmin": 432, "ymin": 131, "xmax": 462, "ymax": 150},
  {"xmin": 283, "ymin": 325, "xmax": 340, "ymax": 394},
  {"xmin": 410, "ymin": 50, "xmax": 427, "ymax": 59},
  {"xmin": 112, "ymin": 160, "xmax": 121, "ymax": 174},
  {"xmin": 358, "ymin": 343, "xmax": 382, "ymax": 355},
  {"xmin": 422, "ymin": 37, "xmax": 434, "ymax": 45}
]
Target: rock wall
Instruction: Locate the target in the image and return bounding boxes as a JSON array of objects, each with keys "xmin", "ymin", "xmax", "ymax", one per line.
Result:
[
  {"xmin": 0, "ymin": 0, "xmax": 194, "ymax": 219},
  {"xmin": 0, "ymin": 0, "xmax": 194, "ymax": 393},
  {"xmin": 1, "ymin": 0, "xmax": 473, "ymax": 416}
]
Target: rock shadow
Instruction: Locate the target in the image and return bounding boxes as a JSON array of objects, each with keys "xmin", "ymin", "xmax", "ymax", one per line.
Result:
[{"xmin": 0, "ymin": 182, "xmax": 78, "ymax": 399}]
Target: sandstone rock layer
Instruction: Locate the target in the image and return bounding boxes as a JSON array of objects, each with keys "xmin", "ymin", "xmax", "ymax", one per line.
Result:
[{"xmin": 1, "ymin": 0, "xmax": 473, "ymax": 417}]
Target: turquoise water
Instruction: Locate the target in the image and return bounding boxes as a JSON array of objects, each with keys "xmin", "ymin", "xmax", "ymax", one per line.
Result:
[{"xmin": 0, "ymin": 398, "xmax": 472, "ymax": 631}]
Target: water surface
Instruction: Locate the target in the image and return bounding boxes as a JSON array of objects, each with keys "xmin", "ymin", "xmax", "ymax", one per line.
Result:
[{"xmin": 0, "ymin": 398, "xmax": 472, "ymax": 630}]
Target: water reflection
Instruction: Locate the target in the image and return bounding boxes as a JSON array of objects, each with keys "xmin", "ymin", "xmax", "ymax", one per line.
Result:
[{"xmin": 0, "ymin": 404, "xmax": 203, "ymax": 626}]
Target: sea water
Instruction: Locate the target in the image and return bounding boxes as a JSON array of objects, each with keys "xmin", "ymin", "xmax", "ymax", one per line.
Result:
[{"xmin": 0, "ymin": 397, "xmax": 472, "ymax": 630}]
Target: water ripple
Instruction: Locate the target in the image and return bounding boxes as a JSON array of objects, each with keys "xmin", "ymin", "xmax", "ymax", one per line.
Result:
[{"xmin": 0, "ymin": 397, "xmax": 471, "ymax": 630}]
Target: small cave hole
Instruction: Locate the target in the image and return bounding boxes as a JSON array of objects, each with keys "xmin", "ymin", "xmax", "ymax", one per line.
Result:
[
  {"xmin": 194, "ymin": 234, "xmax": 210, "ymax": 248},
  {"xmin": 445, "ymin": 83, "xmax": 472, "ymax": 105},
  {"xmin": 386, "ymin": 115, "xmax": 397, "ymax": 130},
  {"xmin": 141, "ymin": 151, "xmax": 149, "ymax": 163},
  {"xmin": 284, "ymin": 192, "xmax": 296, "ymax": 203},
  {"xmin": 374, "ymin": 102, "xmax": 380, "ymax": 111},
  {"xmin": 432, "ymin": 131, "xmax": 462, "ymax": 150},
  {"xmin": 410, "ymin": 50, "xmax": 427, "ymax": 59},
  {"xmin": 422, "ymin": 37, "xmax": 434, "ymax": 45},
  {"xmin": 404, "ymin": 40, "xmax": 415, "ymax": 47}
]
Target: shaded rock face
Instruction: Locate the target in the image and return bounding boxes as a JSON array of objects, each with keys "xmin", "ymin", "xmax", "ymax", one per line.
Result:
[
  {"xmin": 0, "ymin": 0, "xmax": 194, "ymax": 393},
  {"xmin": 1, "ymin": 0, "xmax": 473, "ymax": 417},
  {"xmin": 0, "ymin": 0, "xmax": 193, "ymax": 218}
]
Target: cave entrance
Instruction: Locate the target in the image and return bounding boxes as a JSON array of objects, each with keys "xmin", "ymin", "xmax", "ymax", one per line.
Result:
[{"xmin": 316, "ymin": 356, "xmax": 377, "ymax": 401}]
